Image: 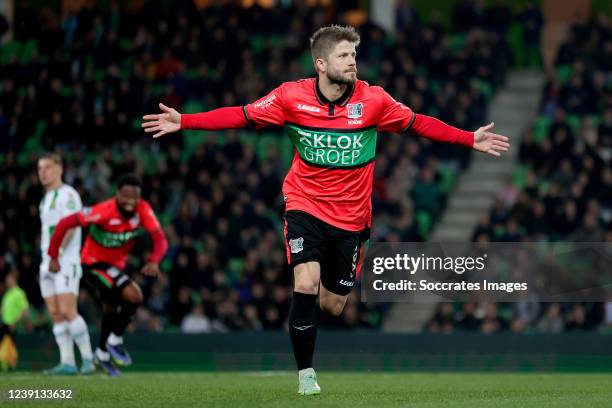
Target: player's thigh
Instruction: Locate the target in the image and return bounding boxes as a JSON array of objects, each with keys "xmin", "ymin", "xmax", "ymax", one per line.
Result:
[
  {"xmin": 319, "ymin": 228, "xmax": 361, "ymax": 298},
  {"xmin": 53, "ymin": 263, "xmax": 82, "ymax": 297},
  {"xmin": 55, "ymin": 292, "xmax": 78, "ymax": 320},
  {"xmin": 82, "ymin": 264, "xmax": 121, "ymax": 306},
  {"xmin": 293, "ymin": 261, "xmax": 321, "ymax": 295},
  {"xmin": 119, "ymin": 277, "xmax": 143, "ymax": 304},
  {"xmin": 42, "ymin": 292, "xmax": 61, "ymax": 321},
  {"xmin": 40, "ymin": 265, "xmax": 59, "ymax": 299},
  {"xmin": 319, "ymin": 284, "xmax": 349, "ymax": 316},
  {"xmin": 284, "ymin": 210, "xmax": 326, "ymax": 293}
]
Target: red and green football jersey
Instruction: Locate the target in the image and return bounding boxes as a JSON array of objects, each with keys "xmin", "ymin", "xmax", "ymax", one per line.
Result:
[
  {"xmin": 244, "ymin": 78, "xmax": 415, "ymax": 232},
  {"xmin": 77, "ymin": 198, "xmax": 162, "ymax": 269}
]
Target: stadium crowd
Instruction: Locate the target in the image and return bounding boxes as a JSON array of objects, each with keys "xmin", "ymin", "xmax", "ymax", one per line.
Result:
[
  {"xmin": 1, "ymin": 0, "xmax": 527, "ymax": 333},
  {"xmin": 426, "ymin": 9, "xmax": 612, "ymax": 334}
]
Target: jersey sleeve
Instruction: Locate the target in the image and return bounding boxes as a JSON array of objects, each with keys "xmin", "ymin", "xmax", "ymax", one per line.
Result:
[
  {"xmin": 375, "ymin": 87, "xmax": 416, "ymax": 133},
  {"xmin": 243, "ymin": 84, "xmax": 286, "ymax": 129},
  {"xmin": 76, "ymin": 202, "xmax": 107, "ymax": 227},
  {"xmin": 139, "ymin": 201, "xmax": 162, "ymax": 232},
  {"xmin": 62, "ymin": 188, "xmax": 82, "ymax": 218}
]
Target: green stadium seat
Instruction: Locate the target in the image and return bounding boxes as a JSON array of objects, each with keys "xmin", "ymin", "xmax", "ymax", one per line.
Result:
[
  {"xmin": 449, "ymin": 34, "xmax": 465, "ymax": 53},
  {"xmin": 249, "ymin": 35, "xmax": 264, "ymax": 54},
  {"xmin": 227, "ymin": 258, "xmax": 245, "ymax": 284},
  {"xmin": 566, "ymin": 114, "xmax": 581, "ymax": 135},
  {"xmin": 471, "ymin": 79, "xmax": 493, "ymax": 102},
  {"xmin": 18, "ymin": 121, "xmax": 47, "ymax": 165},
  {"xmin": 1, "ymin": 40, "xmax": 21, "ymax": 64},
  {"xmin": 416, "ymin": 210, "xmax": 432, "ymax": 239},
  {"xmin": 20, "ymin": 39, "xmax": 38, "ymax": 63},
  {"xmin": 591, "ymin": 114, "xmax": 603, "ymax": 127},
  {"xmin": 257, "ymin": 133, "xmax": 281, "ymax": 162},
  {"xmin": 506, "ymin": 22, "xmax": 524, "ymax": 67},
  {"xmin": 533, "ymin": 116, "xmax": 551, "ymax": 143},
  {"xmin": 513, "ymin": 165, "xmax": 529, "ymax": 189},
  {"xmin": 556, "ymin": 65, "xmax": 573, "ymax": 85},
  {"xmin": 119, "ymin": 39, "xmax": 132, "ymax": 50},
  {"xmin": 437, "ymin": 166, "xmax": 457, "ymax": 194},
  {"xmin": 300, "ymin": 50, "xmax": 315, "ymax": 75},
  {"xmin": 182, "ymin": 100, "xmax": 207, "ymax": 155}
]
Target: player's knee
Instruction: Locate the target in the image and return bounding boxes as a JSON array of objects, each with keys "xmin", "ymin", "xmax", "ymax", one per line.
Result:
[
  {"xmin": 49, "ymin": 310, "xmax": 64, "ymax": 323},
  {"xmin": 294, "ymin": 280, "xmax": 318, "ymax": 295},
  {"xmin": 58, "ymin": 304, "xmax": 77, "ymax": 321},
  {"xmin": 45, "ymin": 304, "xmax": 62, "ymax": 322},
  {"xmin": 122, "ymin": 283, "xmax": 143, "ymax": 305}
]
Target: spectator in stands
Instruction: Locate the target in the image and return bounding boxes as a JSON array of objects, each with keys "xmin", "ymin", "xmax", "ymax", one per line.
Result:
[
  {"xmin": 519, "ymin": 1, "xmax": 543, "ymax": 67},
  {"xmin": 181, "ymin": 303, "xmax": 212, "ymax": 334},
  {"xmin": 480, "ymin": 303, "xmax": 507, "ymax": 333},
  {"xmin": 425, "ymin": 303, "xmax": 455, "ymax": 334}
]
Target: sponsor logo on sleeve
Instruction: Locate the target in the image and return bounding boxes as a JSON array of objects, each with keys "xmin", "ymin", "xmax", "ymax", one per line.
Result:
[{"xmin": 253, "ymin": 94, "xmax": 277, "ymax": 110}]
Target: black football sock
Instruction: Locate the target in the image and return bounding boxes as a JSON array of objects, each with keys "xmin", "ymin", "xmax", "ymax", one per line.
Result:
[
  {"xmin": 100, "ymin": 308, "xmax": 117, "ymax": 351},
  {"xmin": 113, "ymin": 301, "xmax": 139, "ymax": 337},
  {"xmin": 289, "ymin": 292, "xmax": 318, "ymax": 370}
]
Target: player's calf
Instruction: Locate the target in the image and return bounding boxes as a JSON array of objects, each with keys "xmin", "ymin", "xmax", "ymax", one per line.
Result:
[
  {"xmin": 318, "ymin": 286, "xmax": 348, "ymax": 317},
  {"xmin": 107, "ymin": 290, "xmax": 141, "ymax": 367}
]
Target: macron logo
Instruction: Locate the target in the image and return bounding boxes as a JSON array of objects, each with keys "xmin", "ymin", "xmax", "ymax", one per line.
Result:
[{"xmin": 297, "ymin": 104, "xmax": 321, "ymax": 113}]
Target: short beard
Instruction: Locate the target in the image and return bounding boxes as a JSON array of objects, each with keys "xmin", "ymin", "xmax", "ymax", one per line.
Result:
[
  {"xmin": 118, "ymin": 206, "xmax": 135, "ymax": 219},
  {"xmin": 327, "ymin": 70, "xmax": 356, "ymax": 86}
]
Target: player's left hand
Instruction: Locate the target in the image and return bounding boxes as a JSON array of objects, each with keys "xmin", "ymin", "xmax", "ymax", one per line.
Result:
[
  {"xmin": 473, "ymin": 122, "xmax": 510, "ymax": 157},
  {"xmin": 140, "ymin": 262, "xmax": 161, "ymax": 278},
  {"xmin": 49, "ymin": 259, "xmax": 61, "ymax": 274}
]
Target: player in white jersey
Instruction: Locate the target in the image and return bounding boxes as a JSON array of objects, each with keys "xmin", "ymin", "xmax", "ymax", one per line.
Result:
[{"xmin": 38, "ymin": 153, "xmax": 94, "ymax": 375}]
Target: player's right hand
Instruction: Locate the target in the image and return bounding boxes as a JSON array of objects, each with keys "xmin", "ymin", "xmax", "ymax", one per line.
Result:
[
  {"xmin": 49, "ymin": 259, "xmax": 61, "ymax": 273},
  {"xmin": 141, "ymin": 103, "xmax": 181, "ymax": 139},
  {"xmin": 140, "ymin": 262, "xmax": 161, "ymax": 278}
]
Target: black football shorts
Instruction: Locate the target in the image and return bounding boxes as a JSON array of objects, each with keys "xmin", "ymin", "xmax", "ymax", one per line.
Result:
[
  {"xmin": 82, "ymin": 263, "xmax": 133, "ymax": 306},
  {"xmin": 283, "ymin": 210, "xmax": 370, "ymax": 296}
]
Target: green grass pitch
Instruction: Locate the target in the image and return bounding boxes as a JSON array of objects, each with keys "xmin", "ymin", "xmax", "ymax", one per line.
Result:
[{"xmin": 2, "ymin": 372, "xmax": 612, "ymax": 407}]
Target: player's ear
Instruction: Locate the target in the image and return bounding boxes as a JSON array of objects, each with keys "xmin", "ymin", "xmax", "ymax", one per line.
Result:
[{"xmin": 315, "ymin": 57, "xmax": 326, "ymax": 73}]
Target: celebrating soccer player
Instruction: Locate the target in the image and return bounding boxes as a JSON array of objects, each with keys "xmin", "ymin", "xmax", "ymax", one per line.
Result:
[
  {"xmin": 141, "ymin": 25, "xmax": 509, "ymax": 395},
  {"xmin": 38, "ymin": 153, "xmax": 94, "ymax": 375},
  {"xmin": 48, "ymin": 174, "xmax": 168, "ymax": 376}
]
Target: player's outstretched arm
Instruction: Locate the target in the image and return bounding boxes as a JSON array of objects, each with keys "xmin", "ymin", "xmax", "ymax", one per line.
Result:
[
  {"xmin": 140, "ymin": 228, "xmax": 168, "ymax": 278},
  {"xmin": 408, "ymin": 114, "xmax": 510, "ymax": 158},
  {"xmin": 142, "ymin": 103, "xmax": 249, "ymax": 138}
]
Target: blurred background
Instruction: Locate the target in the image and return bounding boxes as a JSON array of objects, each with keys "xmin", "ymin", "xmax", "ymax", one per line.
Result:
[{"xmin": 1, "ymin": 0, "xmax": 612, "ymax": 363}]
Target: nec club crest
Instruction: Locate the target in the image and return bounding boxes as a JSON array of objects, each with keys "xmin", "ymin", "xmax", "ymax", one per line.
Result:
[
  {"xmin": 347, "ymin": 103, "xmax": 363, "ymax": 119},
  {"xmin": 289, "ymin": 237, "xmax": 304, "ymax": 254}
]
